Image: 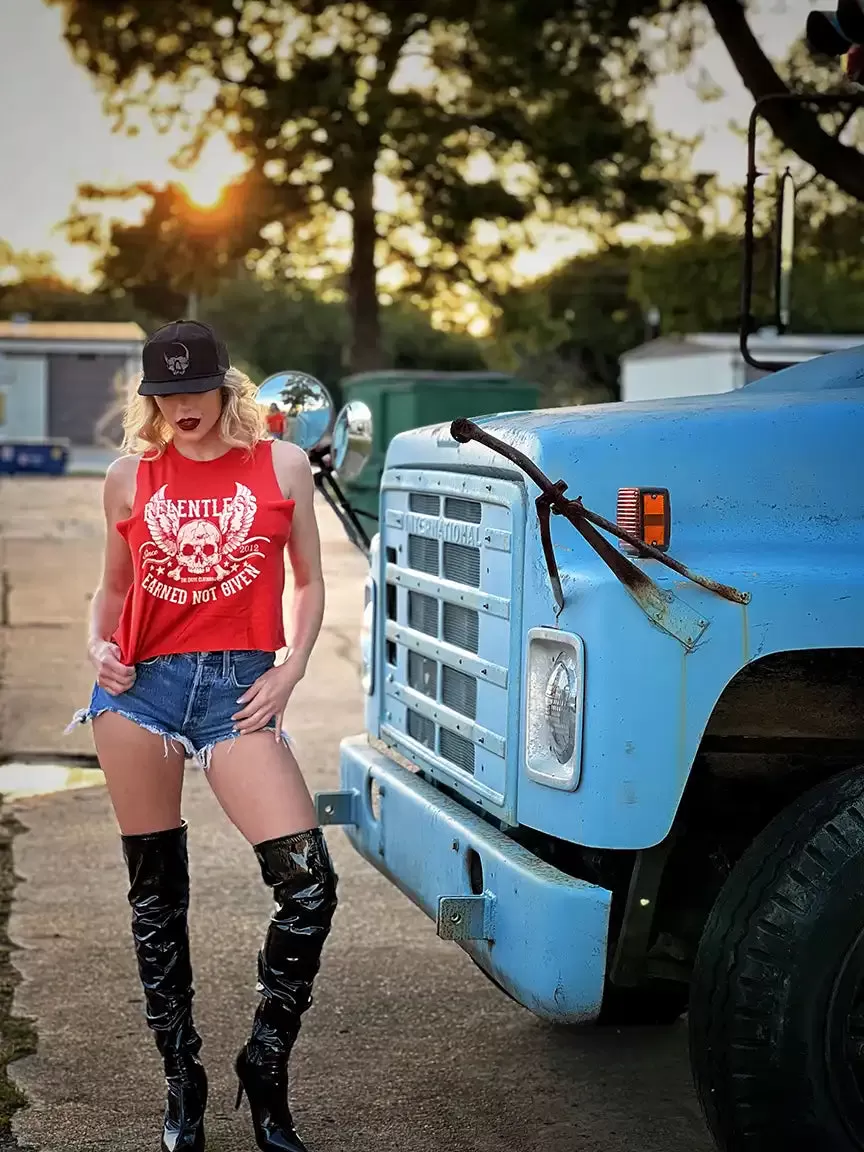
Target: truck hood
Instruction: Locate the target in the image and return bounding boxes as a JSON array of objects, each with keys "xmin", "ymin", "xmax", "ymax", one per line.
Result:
[{"xmin": 384, "ymin": 348, "xmax": 864, "ymax": 556}]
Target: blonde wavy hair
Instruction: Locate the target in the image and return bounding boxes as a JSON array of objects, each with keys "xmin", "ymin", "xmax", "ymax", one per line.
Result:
[{"xmin": 97, "ymin": 366, "xmax": 266, "ymax": 457}]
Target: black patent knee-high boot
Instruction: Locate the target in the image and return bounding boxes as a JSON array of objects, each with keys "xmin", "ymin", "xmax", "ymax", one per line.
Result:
[
  {"xmin": 122, "ymin": 822, "xmax": 208, "ymax": 1152},
  {"xmin": 235, "ymin": 827, "xmax": 338, "ymax": 1152}
]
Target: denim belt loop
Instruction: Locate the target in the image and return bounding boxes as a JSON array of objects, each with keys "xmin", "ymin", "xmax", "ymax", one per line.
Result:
[{"xmin": 222, "ymin": 650, "xmax": 231, "ymax": 679}]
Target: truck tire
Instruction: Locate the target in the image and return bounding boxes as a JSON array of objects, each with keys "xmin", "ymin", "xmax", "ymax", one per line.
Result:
[{"xmin": 689, "ymin": 766, "xmax": 864, "ymax": 1152}]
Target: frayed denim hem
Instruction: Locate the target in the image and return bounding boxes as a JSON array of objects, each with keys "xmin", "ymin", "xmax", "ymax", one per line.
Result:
[
  {"xmin": 65, "ymin": 707, "xmax": 295, "ymax": 772},
  {"xmin": 65, "ymin": 706, "xmax": 196, "ymax": 761},
  {"xmin": 194, "ymin": 727, "xmax": 295, "ymax": 771}
]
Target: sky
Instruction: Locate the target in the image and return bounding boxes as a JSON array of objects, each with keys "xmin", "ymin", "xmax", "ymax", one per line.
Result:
[{"xmin": 0, "ymin": 0, "xmax": 817, "ymax": 287}]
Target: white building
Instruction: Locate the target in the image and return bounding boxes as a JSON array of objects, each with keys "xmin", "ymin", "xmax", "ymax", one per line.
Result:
[
  {"xmin": 0, "ymin": 320, "xmax": 145, "ymax": 444},
  {"xmin": 620, "ymin": 332, "xmax": 864, "ymax": 403}
]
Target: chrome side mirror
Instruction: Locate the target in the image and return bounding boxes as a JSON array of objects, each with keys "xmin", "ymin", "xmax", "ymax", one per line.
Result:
[
  {"xmin": 332, "ymin": 400, "xmax": 373, "ymax": 481},
  {"xmin": 257, "ymin": 371, "xmax": 334, "ymax": 452}
]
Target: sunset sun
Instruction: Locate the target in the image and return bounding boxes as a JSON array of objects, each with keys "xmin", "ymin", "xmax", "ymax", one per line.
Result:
[{"xmin": 177, "ymin": 134, "xmax": 248, "ymax": 209}]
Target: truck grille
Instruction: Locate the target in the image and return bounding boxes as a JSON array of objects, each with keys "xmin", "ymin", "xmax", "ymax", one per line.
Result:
[{"xmin": 380, "ymin": 471, "xmax": 519, "ymax": 803}]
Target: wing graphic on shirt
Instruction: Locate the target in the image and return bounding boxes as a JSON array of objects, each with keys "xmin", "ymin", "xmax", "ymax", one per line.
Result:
[
  {"xmin": 144, "ymin": 484, "xmax": 180, "ymax": 556},
  {"xmin": 219, "ymin": 483, "xmax": 257, "ymax": 554}
]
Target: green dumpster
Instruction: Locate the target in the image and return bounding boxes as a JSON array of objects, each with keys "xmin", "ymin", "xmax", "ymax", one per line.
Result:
[{"xmin": 339, "ymin": 370, "xmax": 539, "ymax": 522}]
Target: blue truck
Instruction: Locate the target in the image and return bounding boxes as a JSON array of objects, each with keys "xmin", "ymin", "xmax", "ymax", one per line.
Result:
[
  {"xmin": 266, "ymin": 335, "xmax": 864, "ymax": 1152},
  {"xmin": 260, "ymin": 72, "xmax": 864, "ymax": 1152}
]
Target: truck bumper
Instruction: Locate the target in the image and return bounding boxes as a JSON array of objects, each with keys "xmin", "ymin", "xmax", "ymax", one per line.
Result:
[{"xmin": 321, "ymin": 735, "xmax": 612, "ymax": 1025}]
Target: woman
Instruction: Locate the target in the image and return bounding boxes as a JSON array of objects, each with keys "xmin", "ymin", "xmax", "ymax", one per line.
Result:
[
  {"xmin": 68, "ymin": 319, "xmax": 338, "ymax": 1152},
  {"xmin": 265, "ymin": 402, "xmax": 286, "ymax": 439}
]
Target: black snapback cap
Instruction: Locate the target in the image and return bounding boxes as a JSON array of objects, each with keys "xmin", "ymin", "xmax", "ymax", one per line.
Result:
[
  {"xmin": 839, "ymin": 0, "xmax": 864, "ymax": 44},
  {"xmin": 807, "ymin": 10, "xmax": 853, "ymax": 56},
  {"xmin": 139, "ymin": 319, "xmax": 230, "ymax": 396}
]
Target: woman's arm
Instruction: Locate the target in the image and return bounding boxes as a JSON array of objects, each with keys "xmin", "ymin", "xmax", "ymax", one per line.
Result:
[
  {"xmin": 88, "ymin": 456, "xmax": 137, "ymax": 693},
  {"xmin": 276, "ymin": 441, "xmax": 325, "ymax": 675}
]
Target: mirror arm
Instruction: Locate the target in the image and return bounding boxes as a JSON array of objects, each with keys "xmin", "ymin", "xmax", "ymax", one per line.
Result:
[
  {"xmin": 308, "ymin": 444, "xmax": 330, "ymax": 467},
  {"xmin": 320, "ymin": 465, "xmax": 374, "ymax": 546},
  {"xmin": 313, "ymin": 465, "xmax": 371, "ymax": 556},
  {"xmin": 740, "ymin": 90, "xmax": 864, "ymax": 372}
]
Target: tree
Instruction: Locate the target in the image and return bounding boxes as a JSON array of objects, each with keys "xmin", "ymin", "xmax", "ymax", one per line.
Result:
[
  {"xmin": 382, "ymin": 303, "xmax": 488, "ymax": 372},
  {"xmin": 700, "ymin": 0, "xmax": 864, "ymax": 202},
  {"xmin": 64, "ymin": 173, "xmax": 284, "ymax": 321},
  {"xmin": 198, "ymin": 272, "xmax": 489, "ymax": 400},
  {"xmin": 0, "ymin": 237, "xmax": 490, "ymax": 400},
  {"xmin": 47, "ymin": 0, "xmax": 674, "ymax": 373},
  {"xmin": 0, "ymin": 242, "xmax": 59, "ymax": 284},
  {"xmin": 0, "ymin": 241, "xmax": 140, "ymax": 323},
  {"xmin": 489, "ymin": 245, "xmax": 644, "ymax": 406},
  {"xmin": 629, "ymin": 216, "xmax": 864, "ymax": 338},
  {"xmin": 493, "ymin": 212, "xmax": 864, "ymax": 405},
  {"xmin": 198, "ymin": 274, "xmax": 349, "ymax": 386}
]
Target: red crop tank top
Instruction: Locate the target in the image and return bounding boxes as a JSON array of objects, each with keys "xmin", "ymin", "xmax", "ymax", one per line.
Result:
[{"xmin": 113, "ymin": 440, "xmax": 295, "ymax": 664}]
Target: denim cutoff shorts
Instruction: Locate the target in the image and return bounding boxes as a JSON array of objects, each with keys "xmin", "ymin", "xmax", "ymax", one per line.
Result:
[{"xmin": 67, "ymin": 649, "xmax": 288, "ymax": 769}]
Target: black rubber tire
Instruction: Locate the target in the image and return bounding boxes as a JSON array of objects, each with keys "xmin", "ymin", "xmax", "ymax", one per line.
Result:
[{"xmin": 689, "ymin": 766, "xmax": 864, "ymax": 1152}]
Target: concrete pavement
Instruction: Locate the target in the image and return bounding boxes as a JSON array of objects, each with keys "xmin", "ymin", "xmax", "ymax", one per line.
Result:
[{"xmin": 0, "ymin": 474, "xmax": 714, "ymax": 1152}]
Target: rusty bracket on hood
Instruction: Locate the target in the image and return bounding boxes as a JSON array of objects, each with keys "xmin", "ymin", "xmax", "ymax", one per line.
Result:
[
  {"xmin": 536, "ymin": 488, "xmax": 566, "ymax": 611},
  {"xmin": 538, "ymin": 489, "xmax": 709, "ymax": 647},
  {"xmin": 451, "ymin": 418, "xmax": 749, "ymax": 634}
]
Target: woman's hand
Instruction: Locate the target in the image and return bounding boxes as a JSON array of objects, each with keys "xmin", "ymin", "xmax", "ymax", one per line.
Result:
[
  {"xmin": 89, "ymin": 639, "xmax": 136, "ymax": 696},
  {"xmin": 232, "ymin": 655, "xmax": 306, "ymax": 737}
]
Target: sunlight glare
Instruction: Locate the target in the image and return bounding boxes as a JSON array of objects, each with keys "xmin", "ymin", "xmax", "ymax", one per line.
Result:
[
  {"xmin": 178, "ymin": 134, "xmax": 249, "ymax": 209},
  {"xmin": 512, "ymin": 228, "xmax": 596, "ymax": 281}
]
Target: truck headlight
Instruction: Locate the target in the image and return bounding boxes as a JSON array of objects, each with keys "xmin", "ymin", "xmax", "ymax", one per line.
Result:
[
  {"xmin": 525, "ymin": 627, "xmax": 585, "ymax": 790},
  {"xmin": 545, "ymin": 655, "xmax": 579, "ymax": 762},
  {"xmin": 359, "ymin": 534, "xmax": 379, "ymax": 696},
  {"xmin": 360, "ymin": 579, "xmax": 374, "ymax": 695}
]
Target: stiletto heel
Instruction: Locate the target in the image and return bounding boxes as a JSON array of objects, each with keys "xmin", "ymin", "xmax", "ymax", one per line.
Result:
[{"xmin": 235, "ymin": 1079, "xmax": 245, "ymax": 1111}]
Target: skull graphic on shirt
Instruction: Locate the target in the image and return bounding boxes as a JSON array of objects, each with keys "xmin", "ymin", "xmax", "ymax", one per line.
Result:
[
  {"xmin": 175, "ymin": 519, "xmax": 222, "ymax": 574},
  {"xmin": 141, "ymin": 482, "xmax": 268, "ymax": 583}
]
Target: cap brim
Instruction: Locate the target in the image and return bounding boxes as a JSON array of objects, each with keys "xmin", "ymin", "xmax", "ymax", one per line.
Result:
[{"xmin": 138, "ymin": 372, "xmax": 226, "ymax": 397}]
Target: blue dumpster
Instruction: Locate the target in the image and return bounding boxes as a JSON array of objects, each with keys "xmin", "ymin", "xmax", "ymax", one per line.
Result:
[{"xmin": 0, "ymin": 440, "xmax": 70, "ymax": 476}]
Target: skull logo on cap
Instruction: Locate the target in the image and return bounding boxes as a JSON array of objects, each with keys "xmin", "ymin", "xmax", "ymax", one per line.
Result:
[{"xmin": 164, "ymin": 342, "xmax": 190, "ymax": 376}]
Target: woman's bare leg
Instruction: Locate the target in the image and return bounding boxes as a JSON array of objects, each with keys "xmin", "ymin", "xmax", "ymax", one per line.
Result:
[
  {"xmin": 204, "ymin": 732, "xmax": 317, "ymax": 844},
  {"xmin": 92, "ymin": 712, "xmax": 185, "ymax": 834},
  {"xmin": 208, "ymin": 733, "xmax": 336, "ymax": 1150},
  {"xmin": 92, "ymin": 712, "xmax": 207, "ymax": 1148}
]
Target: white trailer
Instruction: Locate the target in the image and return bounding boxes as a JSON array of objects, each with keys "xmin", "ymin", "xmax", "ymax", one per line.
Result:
[{"xmin": 620, "ymin": 332, "xmax": 863, "ymax": 403}]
